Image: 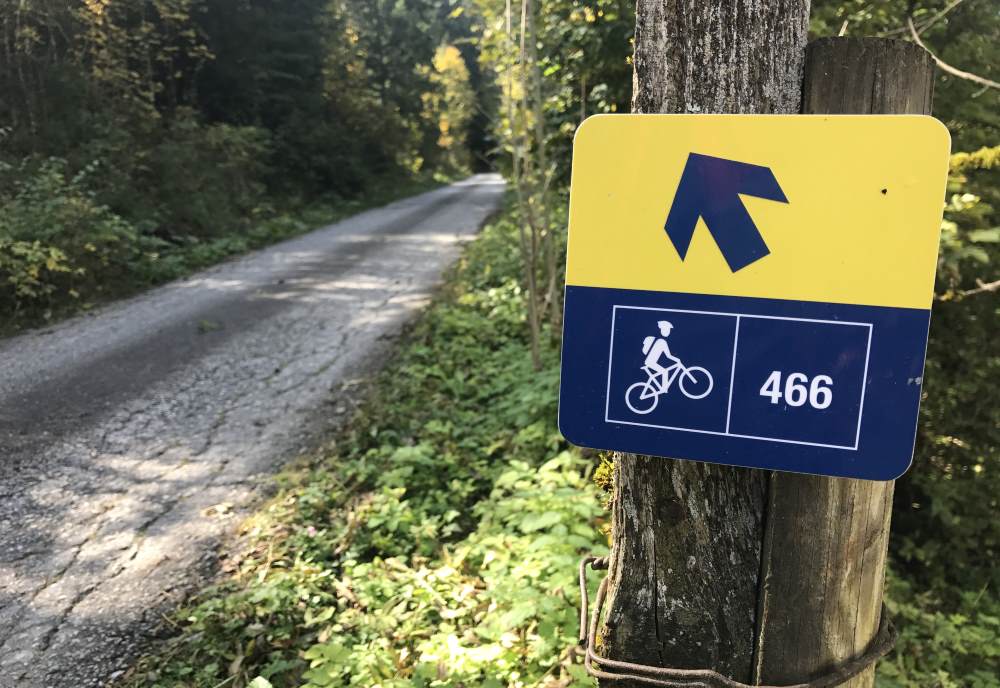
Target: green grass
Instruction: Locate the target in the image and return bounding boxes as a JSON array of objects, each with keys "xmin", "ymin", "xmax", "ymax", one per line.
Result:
[{"xmin": 120, "ymin": 200, "xmax": 607, "ymax": 688}]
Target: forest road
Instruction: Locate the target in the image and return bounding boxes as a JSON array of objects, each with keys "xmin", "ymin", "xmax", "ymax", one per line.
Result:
[{"xmin": 0, "ymin": 174, "xmax": 505, "ymax": 687}]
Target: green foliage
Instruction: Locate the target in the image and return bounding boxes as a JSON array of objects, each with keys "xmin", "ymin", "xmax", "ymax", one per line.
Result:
[
  {"xmin": 0, "ymin": 158, "xmax": 139, "ymax": 313},
  {"xmin": 301, "ymin": 453, "xmax": 600, "ymax": 688},
  {"xmin": 937, "ymin": 149, "xmax": 1000, "ymax": 293},
  {"xmin": 0, "ymin": 0, "xmax": 482, "ymax": 328},
  {"xmin": 879, "ymin": 570, "xmax": 1000, "ymax": 687},
  {"xmin": 123, "ymin": 203, "xmax": 605, "ymax": 688},
  {"xmin": 473, "ymin": 0, "xmax": 634, "ymax": 180},
  {"xmin": 141, "ymin": 116, "xmax": 272, "ymax": 238}
]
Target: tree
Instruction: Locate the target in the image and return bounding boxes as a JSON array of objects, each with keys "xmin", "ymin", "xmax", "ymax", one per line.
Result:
[
  {"xmin": 472, "ymin": 0, "xmax": 634, "ymax": 368},
  {"xmin": 0, "ymin": 0, "xmax": 483, "ymax": 320},
  {"xmin": 599, "ymin": 0, "xmax": 809, "ymax": 682},
  {"xmin": 421, "ymin": 44, "xmax": 476, "ymax": 173}
]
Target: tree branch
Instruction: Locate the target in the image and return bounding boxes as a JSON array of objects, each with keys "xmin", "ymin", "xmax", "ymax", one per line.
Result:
[
  {"xmin": 883, "ymin": 0, "xmax": 964, "ymax": 37},
  {"xmin": 959, "ymin": 278, "xmax": 1000, "ymax": 298},
  {"xmin": 916, "ymin": 0, "xmax": 966, "ymax": 35},
  {"xmin": 907, "ymin": 16, "xmax": 1000, "ymax": 90}
]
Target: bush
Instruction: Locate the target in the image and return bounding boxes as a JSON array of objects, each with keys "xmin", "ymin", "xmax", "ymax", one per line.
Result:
[
  {"xmin": 141, "ymin": 114, "xmax": 272, "ymax": 239},
  {"xmin": 0, "ymin": 137, "xmax": 441, "ymax": 329},
  {"xmin": 879, "ymin": 569, "xmax": 1000, "ymax": 688},
  {"xmin": 0, "ymin": 240, "xmax": 71, "ymax": 303},
  {"xmin": 0, "ymin": 158, "xmax": 139, "ymax": 314},
  {"xmin": 299, "ymin": 453, "xmax": 602, "ymax": 688}
]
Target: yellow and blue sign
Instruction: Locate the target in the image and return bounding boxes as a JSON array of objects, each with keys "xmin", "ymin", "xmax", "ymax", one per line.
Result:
[{"xmin": 558, "ymin": 115, "xmax": 951, "ymax": 480}]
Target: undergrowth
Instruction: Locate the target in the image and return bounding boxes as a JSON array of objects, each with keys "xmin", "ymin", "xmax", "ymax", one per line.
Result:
[{"xmin": 121, "ymin": 200, "xmax": 607, "ymax": 688}]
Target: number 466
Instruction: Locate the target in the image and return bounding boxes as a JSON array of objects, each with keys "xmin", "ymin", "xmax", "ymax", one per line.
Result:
[{"xmin": 760, "ymin": 371, "xmax": 833, "ymax": 410}]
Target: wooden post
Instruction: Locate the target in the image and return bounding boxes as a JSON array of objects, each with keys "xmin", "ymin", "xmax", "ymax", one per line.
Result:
[
  {"xmin": 599, "ymin": 10, "xmax": 937, "ymax": 688},
  {"xmin": 752, "ymin": 38, "xmax": 935, "ymax": 687}
]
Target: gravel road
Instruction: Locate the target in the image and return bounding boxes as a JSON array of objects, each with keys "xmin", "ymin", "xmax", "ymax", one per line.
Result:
[{"xmin": 0, "ymin": 174, "xmax": 505, "ymax": 687}]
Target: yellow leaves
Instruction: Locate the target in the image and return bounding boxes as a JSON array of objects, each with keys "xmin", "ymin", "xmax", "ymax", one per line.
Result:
[
  {"xmin": 0, "ymin": 240, "xmax": 71, "ymax": 300},
  {"xmin": 83, "ymin": 0, "xmax": 110, "ymax": 17},
  {"xmin": 500, "ymin": 70, "xmax": 527, "ymax": 101},
  {"xmin": 432, "ymin": 45, "xmax": 465, "ymax": 74},
  {"xmin": 45, "ymin": 253, "xmax": 62, "ymax": 271},
  {"xmin": 950, "ymin": 145, "xmax": 1000, "ymax": 173},
  {"xmin": 421, "ymin": 43, "xmax": 475, "ymax": 170},
  {"xmin": 570, "ymin": 7, "xmax": 599, "ymax": 23}
]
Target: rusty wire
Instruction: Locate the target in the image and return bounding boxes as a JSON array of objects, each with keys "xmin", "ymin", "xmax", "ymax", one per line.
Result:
[{"xmin": 578, "ymin": 556, "xmax": 897, "ymax": 688}]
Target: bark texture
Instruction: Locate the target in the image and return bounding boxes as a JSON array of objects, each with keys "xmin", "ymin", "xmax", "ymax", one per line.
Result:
[
  {"xmin": 604, "ymin": 459, "xmax": 768, "ymax": 678},
  {"xmin": 631, "ymin": 0, "xmax": 810, "ymax": 115},
  {"xmin": 603, "ymin": 2, "xmax": 810, "ymax": 682},
  {"xmin": 753, "ymin": 39, "xmax": 935, "ymax": 688}
]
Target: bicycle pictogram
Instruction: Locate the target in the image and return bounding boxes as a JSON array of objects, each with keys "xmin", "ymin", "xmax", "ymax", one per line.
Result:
[{"xmin": 624, "ymin": 320, "xmax": 714, "ymax": 415}]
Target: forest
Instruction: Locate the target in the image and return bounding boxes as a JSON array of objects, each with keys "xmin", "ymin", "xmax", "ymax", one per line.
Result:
[
  {"xmin": 1, "ymin": 0, "xmax": 998, "ymax": 686},
  {"xmin": 0, "ymin": 0, "xmax": 488, "ymax": 327}
]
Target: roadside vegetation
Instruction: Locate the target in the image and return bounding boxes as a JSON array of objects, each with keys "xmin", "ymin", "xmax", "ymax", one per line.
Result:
[
  {"xmin": 0, "ymin": 1, "xmax": 483, "ymax": 331},
  {"xmin": 121, "ymin": 200, "xmax": 609, "ymax": 687}
]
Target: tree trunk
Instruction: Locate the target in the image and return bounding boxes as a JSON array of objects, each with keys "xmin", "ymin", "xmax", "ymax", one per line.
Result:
[
  {"xmin": 601, "ymin": 2, "xmax": 810, "ymax": 682},
  {"xmin": 752, "ymin": 38, "xmax": 935, "ymax": 687},
  {"xmin": 630, "ymin": 0, "xmax": 809, "ymax": 117}
]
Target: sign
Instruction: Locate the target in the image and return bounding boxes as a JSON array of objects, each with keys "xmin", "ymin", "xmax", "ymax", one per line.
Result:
[{"xmin": 558, "ymin": 115, "xmax": 951, "ymax": 480}]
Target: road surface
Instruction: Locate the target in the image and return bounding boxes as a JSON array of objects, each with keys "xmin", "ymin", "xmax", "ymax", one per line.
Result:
[{"xmin": 0, "ymin": 174, "xmax": 505, "ymax": 687}]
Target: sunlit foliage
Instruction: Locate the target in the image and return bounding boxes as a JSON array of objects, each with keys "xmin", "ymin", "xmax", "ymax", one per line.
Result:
[
  {"xmin": 122, "ymin": 201, "xmax": 607, "ymax": 688},
  {"xmin": 0, "ymin": 0, "xmax": 481, "ymax": 325}
]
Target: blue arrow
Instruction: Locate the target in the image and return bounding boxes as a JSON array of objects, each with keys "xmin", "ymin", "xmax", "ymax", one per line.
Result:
[{"xmin": 664, "ymin": 153, "xmax": 788, "ymax": 272}]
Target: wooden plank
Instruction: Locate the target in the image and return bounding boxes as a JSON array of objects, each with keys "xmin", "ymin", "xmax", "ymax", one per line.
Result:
[{"xmin": 752, "ymin": 37, "xmax": 935, "ymax": 687}]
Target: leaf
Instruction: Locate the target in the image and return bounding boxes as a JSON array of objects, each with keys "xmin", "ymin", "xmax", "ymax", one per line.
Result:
[
  {"xmin": 968, "ymin": 228, "xmax": 1000, "ymax": 243},
  {"xmin": 500, "ymin": 602, "xmax": 536, "ymax": 627},
  {"xmin": 519, "ymin": 511, "xmax": 563, "ymax": 533}
]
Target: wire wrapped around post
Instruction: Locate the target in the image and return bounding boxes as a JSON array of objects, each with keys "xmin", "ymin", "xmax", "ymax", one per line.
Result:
[{"xmin": 578, "ymin": 556, "xmax": 897, "ymax": 688}]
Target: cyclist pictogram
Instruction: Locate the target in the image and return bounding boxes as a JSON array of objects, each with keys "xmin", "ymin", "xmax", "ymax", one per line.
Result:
[{"xmin": 625, "ymin": 320, "xmax": 714, "ymax": 415}]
